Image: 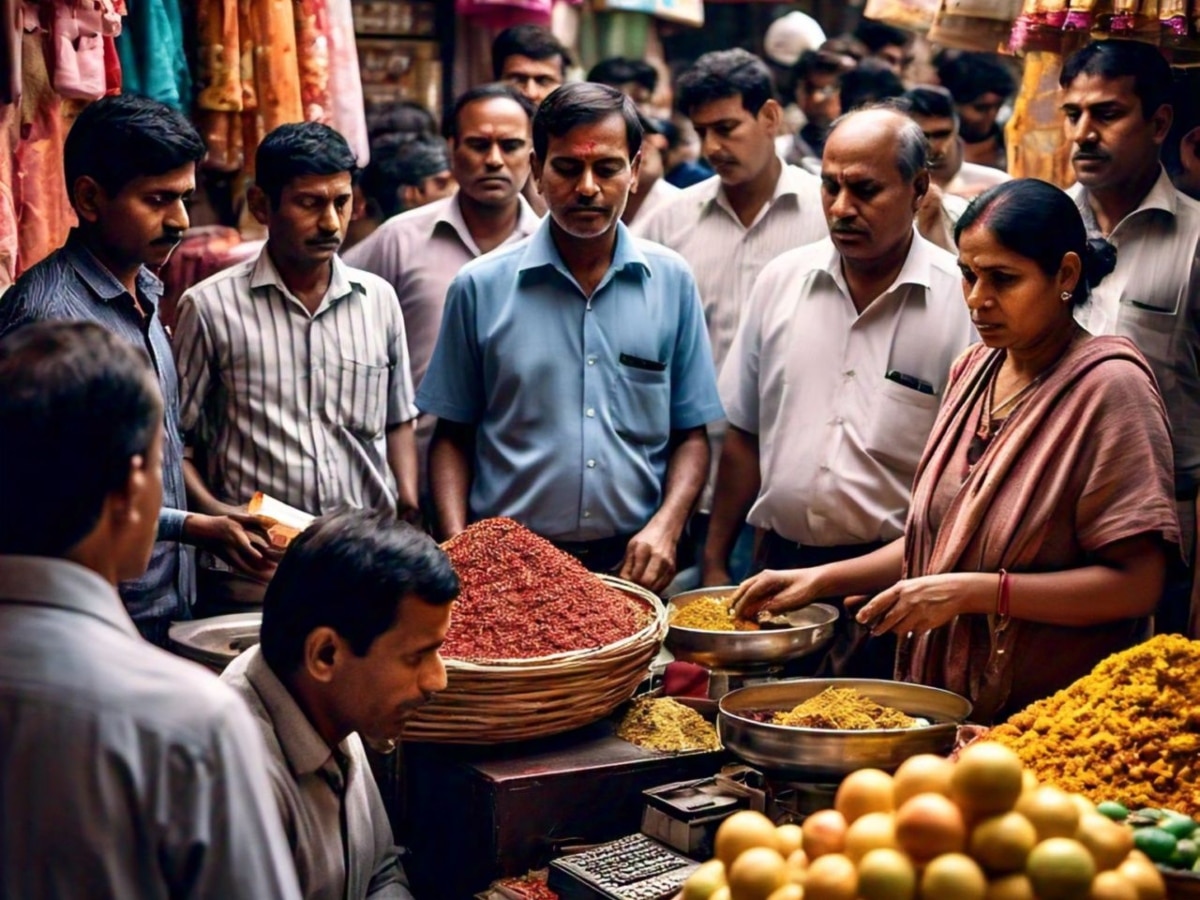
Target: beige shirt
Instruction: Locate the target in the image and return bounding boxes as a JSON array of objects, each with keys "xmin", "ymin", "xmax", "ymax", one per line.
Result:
[
  {"xmin": 945, "ymin": 161, "xmax": 1009, "ymax": 200},
  {"xmin": 626, "ymin": 176, "xmax": 681, "ymax": 228},
  {"xmin": 721, "ymin": 232, "xmax": 977, "ymax": 546},
  {"xmin": 1070, "ymin": 169, "xmax": 1200, "ymax": 489},
  {"xmin": 221, "ymin": 646, "xmax": 410, "ymax": 900},
  {"xmin": 174, "ymin": 249, "xmax": 418, "ymax": 518}
]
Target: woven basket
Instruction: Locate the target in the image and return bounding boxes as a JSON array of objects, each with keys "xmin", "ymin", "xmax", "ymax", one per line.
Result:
[
  {"xmin": 401, "ymin": 575, "xmax": 667, "ymax": 744},
  {"xmin": 1167, "ymin": 870, "xmax": 1200, "ymax": 899}
]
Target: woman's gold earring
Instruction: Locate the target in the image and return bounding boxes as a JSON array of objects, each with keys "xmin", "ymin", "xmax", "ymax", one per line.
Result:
[{"xmin": 1061, "ymin": 291, "xmax": 1072, "ymax": 302}]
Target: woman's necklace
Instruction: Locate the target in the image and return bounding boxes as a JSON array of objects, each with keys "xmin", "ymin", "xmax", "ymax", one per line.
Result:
[{"xmin": 965, "ymin": 367, "xmax": 1045, "ymax": 471}]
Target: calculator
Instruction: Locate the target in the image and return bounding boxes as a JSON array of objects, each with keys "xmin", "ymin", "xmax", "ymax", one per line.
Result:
[{"xmin": 547, "ymin": 833, "xmax": 699, "ymax": 900}]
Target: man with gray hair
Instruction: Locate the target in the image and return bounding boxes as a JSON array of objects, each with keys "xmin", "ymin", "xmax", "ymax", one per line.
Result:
[{"xmin": 703, "ymin": 106, "xmax": 976, "ymax": 677}]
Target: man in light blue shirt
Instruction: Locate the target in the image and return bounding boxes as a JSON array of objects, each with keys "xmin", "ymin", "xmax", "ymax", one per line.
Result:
[{"xmin": 418, "ymin": 83, "xmax": 723, "ymax": 593}]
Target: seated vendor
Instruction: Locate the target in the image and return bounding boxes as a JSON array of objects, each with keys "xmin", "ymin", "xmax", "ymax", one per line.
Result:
[
  {"xmin": 732, "ymin": 179, "xmax": 1180, "ymax": 723},
  {"xmin": 221, "ymin": 511, "xmax": 458, "ymax": 899}
]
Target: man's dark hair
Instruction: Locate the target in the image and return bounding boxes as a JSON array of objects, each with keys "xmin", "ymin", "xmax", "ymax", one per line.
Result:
[
  {"xmin": 445, "ymin": 83, "xmax": 536, "ymax": 141},
  {"xmin": 1059, "ymin": 40, "xmax": 1173, "ymax": 121},
  {"xmin": 791, "ymin": 49, "xmax": 853, "ymax": 86},
  {"xmin": 840, "ymin": 59, "xmax": 905, "ymax": 113},
  {"xmin": 361, "ymin": 135, "xmax": 450, "ymax": 219},
  {"xmin": 1165, "ymin": 70, "xmax": 1200, "ymax": 178},
  {"xmin": 0, "ymin": 321, "xmax": 161, "ymax": 556},
  {"xmin": 588, "ymin": 57, "xmax": 658, "ymax": 93},
  {"xmin": 366, "ymin": 100, "xmax": 438, "ymax": 141},
  {"xmin": 63, "ymin": 93, "xmax": 204, "ymax": 203},
  {"xmin": 259, "ymin": 511, "xmax": 459, "ymax": 675},
  {"xmin": 937, "ymin": 51, "xmax": 1018, "ymax": 104},
  {"xmin": 255, "ymin": 122, "xmax": 359, "ymax": 208},
  {"xmin": 676, "ymin": 49, "xmax": 777, "ymax": 118},
  {"xmin": 822, "ymin": 34, "xmax": 868, "ymax": 63},
  {"xmin": 900, "ymin": 85, "xmax": 960, "ymax": 126},
  {"xmin": 533, "ymin": 82, "xmax": 643, "ymax": 160},
  {"xmin": 853, "ymin": 19, "xmax": 912, "ymax": 54},
  {"xmin": 491, "ymin": 24, "xmax": 571, "ymax": 79}
]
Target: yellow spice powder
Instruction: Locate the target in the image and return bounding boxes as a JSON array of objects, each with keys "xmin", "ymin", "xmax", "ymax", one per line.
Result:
[
  {"xmin": 616, "ymin": 697, "xmax": 722, "ymax": 752},
  {"xmin": 774, "ymin": 687, "xmax": 917, "ymax": 730},
  {"xmin": 671, "ymin": 597, "xmax": 755, "ymax": 631},
  {"xmin": 990, "ymin": 634, "xmax": 1200, "ymax": 817}
]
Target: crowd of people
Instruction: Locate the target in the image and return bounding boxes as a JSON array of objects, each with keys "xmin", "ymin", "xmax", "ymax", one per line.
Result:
[{"xmin": 2, "ymin": 15, "xmax": 1200, "ymax": 898}]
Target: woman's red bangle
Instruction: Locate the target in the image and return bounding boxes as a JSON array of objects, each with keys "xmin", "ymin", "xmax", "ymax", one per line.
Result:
[{"xmin": 997, "ymin": 569, "xmax": 1011, "ymax": 617}]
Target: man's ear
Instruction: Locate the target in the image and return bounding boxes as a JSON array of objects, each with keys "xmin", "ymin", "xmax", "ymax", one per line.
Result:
[
  {"xmin": 913, "ymin": 169, "xmax": 931, "ymax": 208},
  {"xmin": 1151, "ymin": 102, "xmax": 1174, "ymax": 146},
  {"xmin": 1183, "ymin": 126, "xmax": 1200, "ymax": 171},
  {"xmin": 73, "ymin": 175, "xmax": 106, "ymax": 225},
  {"xmin": 108, "ymin": 452, "xmax": 150, "ymax": 531},
  {"xmin": 758, "ymin": 98, "xmax": 784, "ymax": 138},
  {"xmin": 530, "ymin": 151, "xmax": 544, "ymax": 191},
  {"xmin": 629, "ymin": 150, "xmax": 643, "ymax": 194},
  {"xmin": 247, "ymin": 184, "xmax": 272, "ymax": 227},
  {"xmin": 303, "ymin": 627, "xmax": 343, "ymax": 684}
]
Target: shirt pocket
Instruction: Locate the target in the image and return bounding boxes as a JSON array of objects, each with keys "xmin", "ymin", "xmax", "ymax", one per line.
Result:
[
  {"xmin": 864, "ymin": 379, "xmax": 940, "ymax": 475},
  {"xmin": 1118, "ymin": 301, "xmax": 1179, "ymax": 389},
  {"xmin": 612, "ymin": 365, "xmax": 671, "ymax": 446},
  {"xmin": 329, "ymin": 359, "xmax": 388, "ymax": 439}
]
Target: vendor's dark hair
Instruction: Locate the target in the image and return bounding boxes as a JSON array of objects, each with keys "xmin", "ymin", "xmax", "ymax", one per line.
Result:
[
  {"xmin": 255, "ymin": 122, "xmax": 358, "ymax": 208},
  {"xmin": 937, "ymin": 51, "xmax": 1017, "ymax": 104},
  {"xmin": 446, "ymin": 83, "xmax": 535, "ymax": 141},
  {"xmin": 362, "ymin": 135, "xmax": 450, "ymax": 219},
  {"xmin": 589, "ymin": 57, "xmax": 658, "ymax": 94},
  {"xmin": 64, "ymin": 94, "xmax": 204, "ymax": 202},
  {"xmin": 0, "ymin": 321, "xmax": 161, "ymax": 556},
  {"xmin": 260, "ymin": 511, "xmax": 459, "ymax": 674},
  {"xmin": 840, "ymin": 59, "xmax": 905, "ymax": 113},
  {"xmin": 533, "ymin": 82, "xmax": 643, "ymax": 160},
  {"xmin": 1060, "ymin": 40, "xmax": 1173, "ymax": 121},
  {"xmin": 677, "ymin": 49, "xmax": 776, "ymax": 118},
  {"xmin": 955, "ymin": 179, "xmax": 1117, "ymax": 307},
  {"xmin": 491, "ymin": 24, "xmax": 571, "ymax": 78},
  {"xmin": 900, "ymin": 86, "xmax": 960, "ymax": 127}
]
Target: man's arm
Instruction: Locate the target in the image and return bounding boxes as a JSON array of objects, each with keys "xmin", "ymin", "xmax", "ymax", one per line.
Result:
[
  {"xmin": 701, "ymin": 425, "xmax": 761, "ymax": 586},
  {"xmin": 428, "ymin": 418, "xmax": 475, "ymax": 540},
  {"xmin": 619, "ymin": 426, "xmax": 709, "ymax": 593},
  {"xmin": 386, "ymin": 422, "xmax": 418, "ymax": 517}
]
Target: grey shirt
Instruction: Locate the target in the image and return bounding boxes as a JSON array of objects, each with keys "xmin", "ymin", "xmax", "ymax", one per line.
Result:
[
  {"xmin": 222, "ymin": 645, "xmax": 412, "ymax": 900},
  {"xmin": 0, "ymin": 555, "xmax": 301, "ymax": 899}
]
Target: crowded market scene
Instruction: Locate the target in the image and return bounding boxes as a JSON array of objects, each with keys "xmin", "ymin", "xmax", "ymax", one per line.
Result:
[{"xmin": 4, "ymin": 0, "xmax": 1200, "ymax": 897}]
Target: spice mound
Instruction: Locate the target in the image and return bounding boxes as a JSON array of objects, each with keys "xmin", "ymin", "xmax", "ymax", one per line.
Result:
[
  {"xmin": 616, "ymin": 696, "xmax": 722, "ymax": 752},
  {"xmin": 990, "ymin": 634, "xmax": 1200, "ymax": 818},
  {"xmin": 671, "ymin": 596, "xmax": 758, "ymax": 632},
  {"xmin": 441, "ymin": 518, "xmax": 650, "ymax": 662},
  {"xmin": 773, "ymin": 687, "xmax": 918, "ymax": 730}
]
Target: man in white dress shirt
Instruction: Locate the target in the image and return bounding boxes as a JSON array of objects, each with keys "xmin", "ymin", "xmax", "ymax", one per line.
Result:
[
  {"xmin": 705, "ymin": 107, "xmax": 977, "ymax": 676},
  {"xmin": 1060, "ymin": 40, "xmax": 1200, "ymax": 635},
  {"xmin": 0, "ymin": 321, "xmax": 300, "ymax": 899},
  {"xmin": 222, "ymin": 510, "xmax": 457, "ymax": 900}
]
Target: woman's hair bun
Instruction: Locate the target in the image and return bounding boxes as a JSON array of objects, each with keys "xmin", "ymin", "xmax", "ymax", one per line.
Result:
[{"xmin": 1083, "ymin": 237, "xmax": 1118, "ymax": 286}]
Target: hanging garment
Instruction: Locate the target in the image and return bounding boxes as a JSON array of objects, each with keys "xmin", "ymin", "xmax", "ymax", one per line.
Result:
[
  {"xmin": 116, "ymin": 0, "xmax": 190, "ymax": 108},
  {"xmin": 293, "ymin": 0, "xmax": 332, "ymax": 124},
  {"xmin": 0, "ymin": 0, "xmax": 19, "ymax": 104},
  {"xmin": 325, "ymin": 0, "xmax": 367, "ymax": 163},
  {"xmin": 52, "ymin": 2, "xmax": 106, "ymax": 100}
]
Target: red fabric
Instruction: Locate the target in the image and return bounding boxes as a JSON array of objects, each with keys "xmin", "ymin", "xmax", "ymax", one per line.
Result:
[
  {"xmin": 102, "ymin": 33, "xmax": 120, "ymax": 94},
  {"xmin": 293, "ymin": 0, "xmax": 332, "ymax": 124},
  {"xmin": 662, "ymin": 661, "xmax": 710, "ymax": 699}
]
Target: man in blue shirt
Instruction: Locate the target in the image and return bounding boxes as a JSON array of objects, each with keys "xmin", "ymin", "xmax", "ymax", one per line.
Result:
[
  {"xmin": 0, "ymin": 95, "xmax": 275, "ymax": 645},
  {"xmin": 418, "ymin": 83, "xmax": 724, "ymax": 593}
]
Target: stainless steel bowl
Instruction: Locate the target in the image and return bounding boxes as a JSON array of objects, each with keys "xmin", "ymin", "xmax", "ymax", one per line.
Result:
[
  {"xmin": 718, "ymin": 678, "xmax": 973, "ymax": 779},
  {"xmin": 168, "ymin": 612, "xmax": 261, "ymax": 673},
  {"xmin": 665, "ymin": 586, "xmax": 838, "ymax": 667}
]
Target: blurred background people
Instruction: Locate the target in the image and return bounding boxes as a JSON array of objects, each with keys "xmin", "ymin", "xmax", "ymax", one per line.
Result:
[
  {"xmin": 901, "ymin": 86, "xmax": 1009, "ymax": 200},
  {"xmin": 779, "ymin": 48, "xmax": 855, "ymax": 172},
  {"xmin": 1166, "ymin": 69, "xmax": 1200, "ymax": 201},
  {"xmin": 839, "ymin": 58, "xmax": 905, "ymax": 114},
  {"xmin": 936, "ymin": 50, "xmax": 1017, "ymax": 171},
  {"xmin": 853, "ymin": 19, "xmax": 913, "ymax": 75},
  {"xmin": 347, "ymin": 134, "xmax": 455, "ymax": 252},
  {"xmin": 588, "ymin": 56, "xmax": 660, "ymax": 112}
]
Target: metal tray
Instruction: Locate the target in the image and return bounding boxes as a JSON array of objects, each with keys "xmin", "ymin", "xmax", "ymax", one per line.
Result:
[
  {"xmin": 718, "ymin": 678, "xmax": 973, "ymax": 779},
  {"xmin": 168, "ymin": 612, "xmax": 261, "ymax": 672},
  {"xmin": 665, "ymin": 587, "xmax": 837, "ymax": 667}
]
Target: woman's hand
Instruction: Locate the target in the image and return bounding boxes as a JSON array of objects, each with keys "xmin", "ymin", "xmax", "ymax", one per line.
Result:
[
  {"xmin": 730, "ymin": 568, "xmax": 825, "ymax": 619},
  {"xmin": 848, "ymin": 573, "xmax": 990, "ymax": 636}
]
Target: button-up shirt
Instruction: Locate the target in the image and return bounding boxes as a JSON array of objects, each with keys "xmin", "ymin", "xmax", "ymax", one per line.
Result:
[
  {"xmin": 0, "ymin": 555, "xmax": 301, "ymax": 899},
  {"xmin": 721, "ymin": 232, "xmax": 977, "ymax": 546},
  {"xmin": 417, "ymin": 219, "xmax": 724, "ymax": 541},
  {"xmin": 1070, "ymin": 169, "xmax": 1200, "ymax": 490},
  {"xmin": 174, "ymin": 248, "xmax": 419, "ymax": 517},
  {"xmin": 625, "ymin": 177, "xmax": 681, "ymax": 228},
  {"xmin": 221, "ymin": 646, "xmax": 411, "ymax": 900},
  {"xmin": 0, "ymin": 232, "xmax": 192, "ymax": 624}
]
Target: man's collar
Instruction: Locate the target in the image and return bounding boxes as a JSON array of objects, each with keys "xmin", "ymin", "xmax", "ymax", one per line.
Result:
[
  {"xmin": 435, "ymin": 191, "xmax": 542, "ymax": 255},
  {"xmin": 710, "ymin": 158, "xmax": 809, "ymax": 221},
  {"xmin": 0, "ymin": 555, "xmax": 140, "ymax": 639},
  {"xmin": 240, "ymin": 645, "xmax": 344, "ymax": 779},
  {"xmin": 248, "ymin": 245, "xmax": 361, "ymax": 308},
  {"xmin": 1069, "ymin": 166, "xmax": 1179, "ymax": 233},
  {"xmin": 823, "ymin": 227, "xmax": 934, "ymax": 300},
  {"xmin": 517, "ymin": 216, "xmax": 651, "ymax": 279},
  {"xmin": 63, "ymin": 230, "xmax": 164, "ymax": 304}
]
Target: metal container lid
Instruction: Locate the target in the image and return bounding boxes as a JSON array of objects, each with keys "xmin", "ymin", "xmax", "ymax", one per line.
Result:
[{"xmin": 168, "ymin": 612, "xmax": 261, "ymax": 672}]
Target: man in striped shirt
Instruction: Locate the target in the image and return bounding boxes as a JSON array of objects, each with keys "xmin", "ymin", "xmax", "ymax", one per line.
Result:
[{"xmin": 174, "ymin": 124, "xmax": 419, "ymax": 608}]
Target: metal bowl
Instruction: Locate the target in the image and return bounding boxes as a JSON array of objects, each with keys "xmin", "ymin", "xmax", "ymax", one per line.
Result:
[
  {"xmin": 718, "ymin": 678, "xmax": 973, "ymax": 779},
  {"xmin": 168, "ymin": 612, "xmax": 261, "ymax": 673},
  {"xmin": 665, "ymin": 586, "xmax": 838, "ymax": 667}
]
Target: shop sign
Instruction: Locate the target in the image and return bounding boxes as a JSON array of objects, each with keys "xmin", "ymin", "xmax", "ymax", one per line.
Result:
[{"xmin": 593, "ymin": 0, "xmax": 704, "ymax": 27}]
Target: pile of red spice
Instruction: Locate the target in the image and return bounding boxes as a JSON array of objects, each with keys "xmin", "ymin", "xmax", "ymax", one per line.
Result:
[{"xmin": 441, "ymin": 518, "xmax": 649, "ymax": 662}]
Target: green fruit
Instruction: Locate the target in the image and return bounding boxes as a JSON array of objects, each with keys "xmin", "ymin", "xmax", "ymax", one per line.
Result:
[
  {"xmin": 1160, "ymin": 816, "xmax": 1198, "ymax": 839},
  {"xmin": 1097, "ymin": 802, "xmax": 1129, "ymax": 822},
  {"xmin": 1133, "ymin": 827, "xmax": 1177, "ymax": 863},
  {"xmin": 1135, "ymin": 808, "xmax": 1167, "ymax": 821},
  {"xmin": 1170, "ymin": 839, "xmax": 1199, "ymax": 869}
]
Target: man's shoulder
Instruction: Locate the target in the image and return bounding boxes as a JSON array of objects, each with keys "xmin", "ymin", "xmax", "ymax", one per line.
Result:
[
  {"xmin": 454, "ymin": 236, "xmax": 530, "ymax": 285},
  {"xmin": 353, "ymin": 199, "xmax": 450, "ymax": 255},
  {"xmin": 634, "ymin": 176, "xmax": 722, "ymax": 236},
  {"xmin": 758, "ymin": 237, "xmax": 835, "ymax": 283},
  {"xmin": 1, "ymin": 249, "xmax": 76, "ymax": 319},
  {"xmin": 184, "ymin": 257, "xmax": 259, "ymax": 306},
  {"xmin": 344, "ymin": 262, "xmax": 401, "ymax": 305},
  {"xmin": 631, "ymin": 235, "xmax": 693, "ymax": 275}
]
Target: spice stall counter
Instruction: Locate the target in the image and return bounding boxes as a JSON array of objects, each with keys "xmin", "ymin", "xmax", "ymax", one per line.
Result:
[{"xmin": 400, "ymin": 714, "xmax": 730, "ymax": 899}]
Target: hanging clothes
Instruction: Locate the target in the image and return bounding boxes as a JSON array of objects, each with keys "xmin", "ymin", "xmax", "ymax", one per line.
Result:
[
  {"xmin": 293, "ymin": 0, "xmax": 332, "ymax": 124},
  {"xmin": 325, "ymin": 0, "xmax": 367, "ymax": 164},
  {"xmin": 116, "ymin": 0, "xmax": 189, "ymax": 108}
]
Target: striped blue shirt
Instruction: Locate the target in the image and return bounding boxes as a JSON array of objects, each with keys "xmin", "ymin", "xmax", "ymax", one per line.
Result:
[{"xmin": 0, "ymin": 232, "xmax": 192, "ymax": 624}]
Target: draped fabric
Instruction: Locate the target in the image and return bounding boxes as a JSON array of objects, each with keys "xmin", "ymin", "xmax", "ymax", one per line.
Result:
[{"xmin": 115, "ymin": 0, "xmax": 189, "ymax": 108}]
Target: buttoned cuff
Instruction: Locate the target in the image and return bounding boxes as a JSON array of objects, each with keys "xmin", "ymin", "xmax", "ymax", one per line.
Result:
[{"xmin": 158, "ymin": 508, "xmax": 189, "ymax": 542}]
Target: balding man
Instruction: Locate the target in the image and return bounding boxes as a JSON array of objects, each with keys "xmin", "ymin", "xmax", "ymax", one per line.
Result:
[{"xmin": 704, "ymin": 107, "xmax": 976, "ymax": 677}]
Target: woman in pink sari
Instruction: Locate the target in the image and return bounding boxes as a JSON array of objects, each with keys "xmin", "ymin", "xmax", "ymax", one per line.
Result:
[{"xmin": 732, "ymin": 179, "xmax": 1179, "ymax": 723}]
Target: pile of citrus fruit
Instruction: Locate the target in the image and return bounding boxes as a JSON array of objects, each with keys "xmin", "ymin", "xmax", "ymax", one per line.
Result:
[{"xmin": 681, "ymin": 742, "xmax": 1176, "ymax": 900}]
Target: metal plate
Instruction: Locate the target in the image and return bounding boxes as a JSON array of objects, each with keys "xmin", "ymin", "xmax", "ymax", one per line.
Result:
[
  {"xmin": 718, "ymin": 678, "xmax": 973, "ymax": 779},
  {"xmin": 168, "ymin": 612, "xmax": 261, "ymax": 672},
  {"xmin": 664, "ymin": 587, "xmax": 837, "ymax": 667}
]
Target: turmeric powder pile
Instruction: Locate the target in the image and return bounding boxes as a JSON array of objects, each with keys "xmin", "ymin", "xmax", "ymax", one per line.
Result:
[
  {"xmin": 773, "ymin": 687, "xmax": 918, "ymax": 730},
  {"xmin": 670, "ymin": 597, "xmax": 757, "ymax": 632},
  {"xmin": 991, "ymin": 634, "xmax": 1200, "ymax": 817},
  {"xmin": 616, "ymin": 697, "xmax": 722, "ymax": 752}
]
